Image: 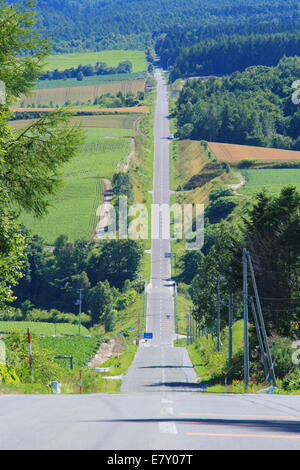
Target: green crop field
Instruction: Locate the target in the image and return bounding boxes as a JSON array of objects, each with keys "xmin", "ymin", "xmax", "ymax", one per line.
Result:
[
  {"xmin": 240, "ymin": 169, "xmax": 300, "ymax": 196},
  {"xmin": 35, "ymin": 72, "xmax": 147, "ymax": 90},
  {"xmin": 19, "ymin": 126, "xmax": 134, "ymax": 243},
  {"xmin": 36, "ymin": 336, "xmax": 102, "ymax": 368},
  {"xmin": 0, "ymin": 321, "xmax": 89, "ymax": 336},
  {"xmin": 72, "ymin": 114, "xmax": 142, "ymax": 130},
  {"xmin": 9, "ymin": 114, "xmax": 142, "ymax": 131},
  {"xmin": 45, "ymin": 50, "xmax": 147, "ymax": 73}
]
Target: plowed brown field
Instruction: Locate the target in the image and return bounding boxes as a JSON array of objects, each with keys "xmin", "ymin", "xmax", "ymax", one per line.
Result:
[{"xmin": 209, "ymin": 142, "xmax": 300, "ymax": 162}]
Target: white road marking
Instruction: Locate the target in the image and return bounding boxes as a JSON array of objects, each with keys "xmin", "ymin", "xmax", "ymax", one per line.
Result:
[
  {"xmin": 161, "ymin": 396, "xmax": 174, "ymax": 416},
  {"xmin": 159, "ymin": 422, "xmax": 178, "ymax": 435}
]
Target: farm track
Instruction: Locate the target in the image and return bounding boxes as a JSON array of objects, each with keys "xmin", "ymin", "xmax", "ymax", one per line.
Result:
[
  {"xmin": 92, "ymin": 112, "xmax": 142, "ymax": 238},
  {"xmin": 228, "ymin": 172, "xmax": 246, "ymax": 196},
  {"xmin": 93, "ymin": 179, "xmax": 113, "ymax": 240},
  {"xmin": 117, "ymin": 138, "xmax": 135, "ymax": 172},
  {"xmin": 88, "ymin": 179, "xmax": 104, "ymax": 238}
]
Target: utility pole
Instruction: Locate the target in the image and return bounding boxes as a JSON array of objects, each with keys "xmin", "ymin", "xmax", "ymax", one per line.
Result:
[
  {"xmin": 247, "ymin": 251, "xmax": 277, "ymax": 387},
  {"xmin": 118, "ymin": 332, "xmax": 129, "ymax": 350},
  {"xmin": 174, "ymin": 281, "xmax": 179, "ymax": 340},
  {"xmin": 171, "ymin": 253, "xmax": 177, "ymax": 277},
  {"xmin": 185, "ymin": 314, "xmax": 189, "ymax": 345},
  {"xmin": 216, "ymin": 276, "xmax": 222, "ymax": 351},
  {"xmin": 243, "ymin": 248, "xmax": 250, "ymax": 389},
  {"xmin": 189, "ymin": 305, "xmax": 193, "ymax": 343},
  {"xmin": 249, "ymin": 296, "xmax": 269, "ymax": 384},
  {"xmin": 143, "ymin": 281, "xmax": 147, "ymax": 334},
  {"xmin": 27, "ymin": 328, "xmax": 33, "ymax": 380},
  {"xmin": 76, "ymin": 289, "xmax": 83, "ymax": 336},
  {"xmin": 228, "ymin": 294, "xmax": 233, "ymax": 368},
  {"xmin": 192, "ymin": 314, "xmax": 195, "ymax": 343}
]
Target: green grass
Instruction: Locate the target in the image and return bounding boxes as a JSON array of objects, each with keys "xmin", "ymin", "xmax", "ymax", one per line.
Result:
[
  {"xmin": 19, "ymin": 127, "xmax": 134, "ymax": 243},
  {"xmin": 128, "ymin": 86, "xmax": 156, "ymax": 282},
  {"xmin": 99, "ymin": 343, "xmax": 137, "ymax": 376},
  {"xmin": 10, "ymin": 114, "xmax": 142, "ymax": 131},
  {"xmin": 175, "ymin": 292, "xmax": 193, "ymax": 336},
  {"xmin": 36, "ymin": 72, "xmax": 147, "ymax": 90},
  {"xmin": 0, "ymin": 321, "xmax": 89, "ymax": 336},
  {"xmin": 240, "ymin": 169, "xmax": 300, "ymax": 196},
  {"xmin": 45, "ymin": 50, "xmax": 147, "ymax": 73},
  {"xmin": 72, "ymin": 114, "xmax": 143, "ymax": 130},
  {"xmin": 182, "ymin": 320, "xmax": 244, "ymax": 384}
]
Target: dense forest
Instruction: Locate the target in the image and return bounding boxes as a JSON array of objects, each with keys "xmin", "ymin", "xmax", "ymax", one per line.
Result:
[
  {"xmin": 175, "ymin": 59, "xmax": 300, "ymax": 150},
  {"xmin": 186, "ymin": 186, "xmax": 300, "ymax": 338},
  {"xmin": 8, "ymin": 0, "xmax": 300, "ymax": 52},
  {"xmin": 157, "ymin": 16, "xmax": 300, "ymax": 69},
  {"xmin": 170, "ymin": 32, "xmax": 300, "ymax": 80}
]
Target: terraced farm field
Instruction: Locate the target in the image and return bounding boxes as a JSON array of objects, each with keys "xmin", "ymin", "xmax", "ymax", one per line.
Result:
[
  {"xmin": 209, "ymin": 142, "xmax": 300, "ymax": 162},
  {"xmin": 19, "ymin": 126, "xmax": 134, "ymax": 243},
  {"xmin": 239, "ymin": 169, "xmax": 300, "ymax": 196},
  {"xmin": 19, "ymin": 79, "xmax": 146, "ymax": 107}
]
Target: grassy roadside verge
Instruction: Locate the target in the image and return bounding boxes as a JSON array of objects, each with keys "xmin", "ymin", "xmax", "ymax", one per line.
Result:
[
  {"xmin": 130, "ymin": 79, "xmax": 156, "ymax": 283},
  {"xmin": 174, "ymin": 320, "xmax": 260, "ymax": 393},
  {"xmin": 0, "ymin": 291, "xmax": 144, "ymax": 394},
  {"xmin": 175, "ymin": 320, "xmax": 300, "ymax": 394},
  {"xmin": 174, "ymin": 292, "xmax": 193, "ymax": 336}
]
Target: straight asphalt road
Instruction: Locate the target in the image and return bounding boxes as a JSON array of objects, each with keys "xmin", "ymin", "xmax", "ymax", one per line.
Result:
[
  {"xmin": 121, "ymin": 67, "xmax": 198, "ymax": 393},
  {"xmin": 0, "ymin": 67, "xmax": 299, "ymax": 451},
  {"xmin": 1, "ymin": 392, "xmax": 300, "ymax": 450}
]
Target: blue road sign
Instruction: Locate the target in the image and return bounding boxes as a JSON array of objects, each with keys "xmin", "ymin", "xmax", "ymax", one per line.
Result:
[
  {"xmin": 165, "ymin": 252, "xmax": 172, "ymax": 258},
  {"xmin": 144, "ymin": 332, "xmax": 153, "ymax": 339}
]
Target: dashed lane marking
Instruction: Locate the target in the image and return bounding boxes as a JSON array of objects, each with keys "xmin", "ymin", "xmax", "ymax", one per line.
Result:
[{"xmin": 187, "ymin": 432, "xmax": 300, "ymax": 439}]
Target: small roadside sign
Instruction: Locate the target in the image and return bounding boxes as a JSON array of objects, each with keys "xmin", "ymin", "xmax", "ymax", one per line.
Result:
[
  {"xmin": 96, "ymin": 367, "xmax": 110, "ymax": 373},
  {"xmin": 144, "ymin": 332, "xmax": 153, "ymax": 339}
]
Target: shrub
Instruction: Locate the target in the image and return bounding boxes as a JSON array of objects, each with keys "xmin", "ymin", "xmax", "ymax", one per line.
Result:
[
  {"xmin": 239, "ymin": 159, "xmax": 255, "ymax": 169},
  {"xmin": 26, "ymin": 308, "xmax": 54, "ymax": 323},
  {"xmin": 0, "ymin": 308, "xmax": 24, "ymax": 321},
  {"xmin": 282, "ymin": 369, "xmax": 300, "ymax": 392},
  {"xmin": 54, "ymin": 312, "xmax": 78, "ymax": 324},
  {"xmin": 209, "ymin": 186, "xmax": 234, "ymax": 201},
  {"xmin": 0, "ymin": 363, "xmax": 20, "ymax": 385},
  {"xmin": 206, "ymin": 196, "xmax": 237, "ymax": 222},
  {"xmin": 115, "ymin": 289, "xmax": 137, "ymax": 310},
  {"xmin": 5, "ymin": 332, "xmax": 61, "ymax": 386},
  {"xmin": 269, "ymin": 336, "xmax": 296, "ymax": 380}
]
